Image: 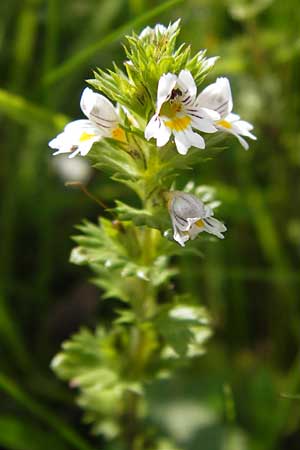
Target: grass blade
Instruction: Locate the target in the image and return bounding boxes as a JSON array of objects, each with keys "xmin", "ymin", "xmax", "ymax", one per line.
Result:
[
  {"xmin": 0, "ymin": 374, "xmax": 96, "ymax": 450},
  {"xmin": 0, "ymin": 88, "xmax": 69, "ymax": 130},
  {"xmin": 42, "ymin": 0, "xmax": 183, "ymax": 86}
]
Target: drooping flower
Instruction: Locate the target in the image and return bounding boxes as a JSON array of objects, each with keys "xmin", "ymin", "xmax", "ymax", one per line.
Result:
[
  {"xmin": 49, "ymin": 88, "xmax": 126, "ymax": 158},
  {"xmin": 139, "ymin": 19, "xmax": 180, "ymax": 40},
  {"xmin": 197, "ymin": 77, "xmax": 256, "ymax": 150},
  {"xmin": 166, "ymin": 191, "xmax": 226, "ymax": 247},
  {"xmin": 145, "ymin": 70, "xmax": 220, "ymax": 155}
]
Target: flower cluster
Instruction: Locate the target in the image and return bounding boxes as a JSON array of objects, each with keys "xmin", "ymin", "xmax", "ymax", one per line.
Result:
[{"xmin": 49, "ymin": 20, "xmax": 256, "ymax": 247}]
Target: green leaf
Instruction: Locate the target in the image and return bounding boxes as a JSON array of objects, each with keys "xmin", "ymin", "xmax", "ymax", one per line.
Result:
[
  {"xmin": 70, "ymin": 217, "xmax": 175, "ymax": 301},
  {"xmin": 113, "ymin": 200, "xmax": 170, "ymax": 232},
  {"xmin": 52, "ymin": 326, "xmax": 143, "ymax": 439},
  {"xmin": 155, "ymin": 302, "xmax": 212, "ymax": 358},
  {"xmin": 88, "ymin": 137, "xmax": 142, "ymax": 182}
]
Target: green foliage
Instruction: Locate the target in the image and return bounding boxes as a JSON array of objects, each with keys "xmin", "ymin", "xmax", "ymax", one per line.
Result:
[
  {"xmin": 52, "ymin": 326, "xmax": 141, "ymax": 438},
  {"xmin": 112, "ymin": 200, "xmax": 170, "ymax": 232},
  {"xmin": 155, "ymin": 301, "xmax": 212, "ymax": 358},
  {"xmin": 70, "ymin": 217, "xmax": 177, "ymax": 303},
  {"xmin": 52, "ymin": 302, "xmax": 212, "ymax": 437}
]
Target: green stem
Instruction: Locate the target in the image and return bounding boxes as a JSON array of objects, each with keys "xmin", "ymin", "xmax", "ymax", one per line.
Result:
[{"xmin": 121, "ymin": 205, "xmax": 160, "ymax": 448}]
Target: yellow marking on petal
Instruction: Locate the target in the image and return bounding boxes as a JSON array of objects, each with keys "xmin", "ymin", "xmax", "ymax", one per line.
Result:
[
  {"xmin": 165, "ymin": 116, "xmax": 191, "ymax": 131},
  {"xmin": 216, "ymin": 119, "xmax": 232, "ymax": 129},
  {"xmin": 111, "ymin": 127, "xmax": 127, "ymax": 143},
  {"xmin": 79, "ymin": 131, "xmax": 96, "ymax": 142},
  {"xmin": 195, "ymin": 219, "xmax": 205, "ymax": 228}
]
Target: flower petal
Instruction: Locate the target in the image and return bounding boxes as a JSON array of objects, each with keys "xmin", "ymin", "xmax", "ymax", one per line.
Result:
[
  {"xmin": 80, "ymin": 88, "xmax": 118, "ymax": 130},
  {"xmin": 197, "ymin": 77, "xmax": 233, "ymax": 118},
  {"xmin": 186, "ymin": 128, "xmax": 206, "ymax": 149},
  {"xmin": 227, "ymin": 113, "xmax": 240, "ymax": 122},
  {"xmin": 174, "ymin": 128, "xmax": 205, "ymax": 154},
  {"xmin": 191, "ymin": 116, "xmax": 217, "ymax": 133},
  {"xmin": 173, "ymin": 130, "xmax": 192, "ymax": 155},
  {"xmin": 144, "ymin": 114, "xmax": 160, "ymax": 141},
  {"xmin": 232, "ymin": 120, "xmax": 256, "ymax": 137},
  {"xmin": 177, "ymin": 70, "xmax": 197, "ymax": 101},
  {"xmin": 188, "ymin": 223, "xmax": 204, "ymax": 240},
  {"xmin": 196, "ymin": 107, "xmax": 220, "ymax": 121},
  {"xmin": 218, "ymin": 118, "xmax": 256, "ymax": 150},
  {"xmin": 145, "ymin": 115, "xmax": 161, "ymax": 140},
  {"xmin": 232, "ymin": 132, "xmax": 250, "ymax": 150},
  {"xmin": 173, "ymin": 224, "xmax": 189, "ymax": 247},
  {"xmin": 203, "ymin": 217, "xmax": 226, "ymax": 239},
  {"xmin": 139, "ymin": 26, "xmax": 152, "ymax": 39},
  {"xmin": 157, "ymin": 73, "xmax": 177, "ymax": 112},
  {"xmin": 156, "ymin": 122, "xmax": 172, "ymax": 147},
  {"xmin": 170, "ymin": 192, "xmax": 207, "ymax": 228},
  {"xmin": 49, "ymin": 119, "xmax": 101, "ymax": 157},
  {"xmin": 64, "ymin": 119, "xmax": 100, "ymax": 136}
]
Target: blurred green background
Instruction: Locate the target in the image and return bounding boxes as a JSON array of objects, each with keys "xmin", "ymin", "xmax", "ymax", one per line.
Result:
[{"xmin": 1, "ymin": 0, "xmax": 300, "ymax": 449}]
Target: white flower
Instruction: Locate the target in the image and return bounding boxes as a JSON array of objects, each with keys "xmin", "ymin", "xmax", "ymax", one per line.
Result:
[
  {"xmin": 145, "ymin": 70, "xmax": 220, "ymax": 155},
  {"xmin": 139, "ymin": 19, "xmax": 180, "ymax": 40},
  {"xmin": 167, "ymin": 191, "xmax": 226, "ymax": 247},
  {"xmin": 49, "ymin": 88, "xmax": 126, "ymax": 158},
  {"xmin": 197, "ymin": 77, "xmax": 256, "ymax": 150}
]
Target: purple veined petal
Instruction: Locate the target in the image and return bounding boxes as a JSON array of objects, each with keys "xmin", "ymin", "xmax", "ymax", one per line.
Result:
[
  {"xmin": 197, "ymin": 77, "xmax": 233, "ymax": 118},
  {"xmin": 177, "ymin": 70, "xmax": 197, "ymax": 101},
  {"xmin": 64, "ymin": 119, "xmax": 101, "ymax": 136},
  {"xmin": 191, "ymin": 116, "xmax": 217, "ymax": 134},
  {"xmin": 203, "ymin": 217, "xmax": 226, "ymax": 239},
  {"xmin": 170, "ymin": 192, "xmax": 207, "ymax": 223},
  {"xmin": 80, "ymin": 88, "xmax": 119, "ymax": 128}
]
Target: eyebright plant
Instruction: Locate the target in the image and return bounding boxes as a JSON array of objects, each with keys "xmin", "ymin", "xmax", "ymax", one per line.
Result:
[{"xmin": 49, "ymin": 20, "xmax": 255, "ymax": 450}]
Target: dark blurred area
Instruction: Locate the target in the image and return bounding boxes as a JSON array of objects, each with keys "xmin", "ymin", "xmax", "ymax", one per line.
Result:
[{"xmin": 1, "ymin": 1, "xmax": 300, "ymax": 449}]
